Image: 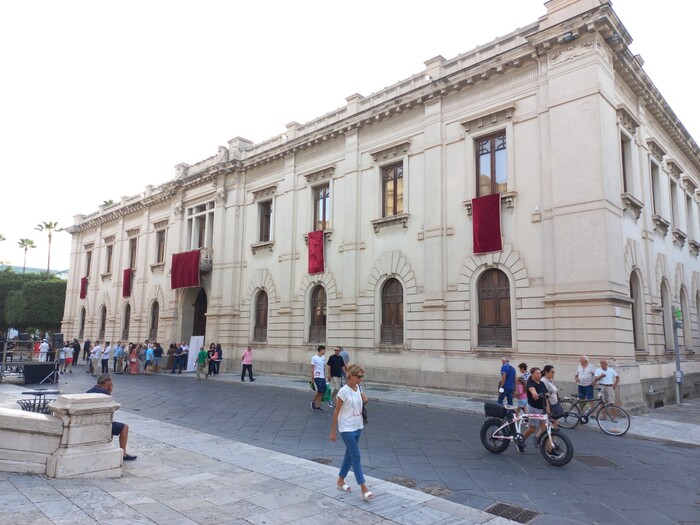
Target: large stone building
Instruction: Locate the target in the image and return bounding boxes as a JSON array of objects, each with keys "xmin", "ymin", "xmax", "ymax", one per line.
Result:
[{"xmin": 62, "ymin": 0, "xmax": 700, "ymax": 408}]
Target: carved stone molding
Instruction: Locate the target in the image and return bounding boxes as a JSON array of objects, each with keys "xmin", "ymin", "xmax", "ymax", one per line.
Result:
[
  {"xmin": 173, "ymin": 202, "xmax": 184, "ymax": 219},
  {"xmin": 83, "ymin": 242, "xmax": 94, "ymax": 250},
  {"xmin": 689, "ymin": 239, "xmax": 700, "ymax": 257},
  {"xmin": 370, "ymin": 141, "xmax": 410, "ymax": 163},
  {"xmin": 126, "ymin": 228, "xmax": 140, "ymax": 238},
  {"xmin": 303, "ymin": 167, "xmax": 335, "ymax": 185},
  {"xmin": 250, "ymin": 240, "xmax": 274, "ymax": 254},
  {"xmin": 251, "ymin": 185, "xmax": 277, "ymax": 201},
  {"xmin": 617, "ymin": 105, "xmax": 640, "ymax": 134},
  {"xmin": 461, "ymin": 104, "xmax": 515, "ymax": 132},
  {"xmin": 215, "ymin": 190, "xmax": 227, "ymax": 206},
  {"xmin": 672, "ymin": 227, "xmax": 687, "ymax": 248},
  {"xmin": 621, "ymin": 192, "xmax": 643, "ymax": 221},
  {"xmin": 103, "ymin": 235, "xmax": 115, "ymax": 244},
  {"xmin": 647, "ymin": 139, "xmax": 665, "ymax": 162},
  {"xmin": 665, "ymin": 159, "xmax": 682, "ymax": 180},
  {"xmin": 150, "ymin": 262, "xmax": 165, "ymax": 273},
  {"xmin": 153, "ymin": 220, "xmax": 168, "ymax": 230},
  {"xmin": 371, "ymin": 213, "xmax": 410, "ymax": 233},
  {"xmin": 464, "ymin": 191, "xmax": 517, "ymax": 216},
  {"xmin": 680, "ymin": 175, "xmax": 697, "ymax": 193},
  {"xmin": 549, "ymin": 39, "xmax": 597, "ymax": 66},
  {"xmin": 303, "ymin": 230, "xmax": 333, "ymax": 245},
  {"xmin": 652, "ymin": 214, "xmax": 671, "ymax": 237}
]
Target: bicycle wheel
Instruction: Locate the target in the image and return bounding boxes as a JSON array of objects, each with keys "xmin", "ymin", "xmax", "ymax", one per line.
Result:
[
  {"xmin": 596, "ymin": 405, "xmax": 630, "ymax": 436},
  {"xmin": 539, "ymin": 430, "xmax": 574, "ymax": 467},
  {"xmin": 557, "ymin": 399, "xmax": 581, "ymax": 429},
  {"xmin": 480, "ymin": 418, "xmax": 510, "ymax": 454}
]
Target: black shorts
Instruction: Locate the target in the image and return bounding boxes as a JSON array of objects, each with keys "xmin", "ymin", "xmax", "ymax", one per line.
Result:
[{"xmin": 112, "ymin": 421, "xmax": 125, "ymax": 436}]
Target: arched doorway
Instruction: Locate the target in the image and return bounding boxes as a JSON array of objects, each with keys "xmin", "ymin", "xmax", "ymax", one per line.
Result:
[{"xmin": 193, "ymin": 288, "xmax": 207, "ymax": 336}]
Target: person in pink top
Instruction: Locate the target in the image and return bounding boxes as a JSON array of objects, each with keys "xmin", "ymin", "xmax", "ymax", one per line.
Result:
[{"xmin": 241, "ymin": 345, "xmax": 255, "ymax": 382}]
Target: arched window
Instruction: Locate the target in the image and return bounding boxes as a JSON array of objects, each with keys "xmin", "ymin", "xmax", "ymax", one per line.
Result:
[
  {"xmin": 478, "ymin": 269, "xmax": 512, "ymax": 347},
  {"xmin": 660, "ymin": 280, "xmax": 673, "ymax": 351},
  {"xmin": 78, "ymin": 308, "xmax": 86, "ymax": 340},
  {"xmin": 122, "ymin": 304, "xmax": 131, "ymax": 341},
  {"xmin": 149, "ymin": 301, "xmax": 159, "ymax": 341},
  {"xmin": 98, "ymin": 305, "xmax": 107, "ymax": 341},
  {"xmin": 630, "ymin": 271, "xmax": 645, "ymax": 351},
  {"xmin": 680, "ymin": 287, "xmax": 691, "ymax": 352},
  {"xmin": 309, "ymin": 286, "xmax": 326, "ymax": 343},
  {"xmin": 381, "ymin": 278, "xmax": 404, "ymax": 344},
  {"xmin": 254, "ymin": 291, "xmax": 268, "ymax": 342}
]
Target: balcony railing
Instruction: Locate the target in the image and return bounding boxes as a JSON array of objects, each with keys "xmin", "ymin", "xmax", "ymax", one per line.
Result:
[{"xmin": 200, "ymin": 247, "xmax": 213, "ymax": 272}]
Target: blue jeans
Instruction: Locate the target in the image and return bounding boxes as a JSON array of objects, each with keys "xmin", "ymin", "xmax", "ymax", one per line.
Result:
[
  {"xmin": 339, "ymin": 430, "xmax": 365, "ymax": 485},
  {"xmin": 497, "ymin": 388, "xmax": 514, "ymax": 405}
]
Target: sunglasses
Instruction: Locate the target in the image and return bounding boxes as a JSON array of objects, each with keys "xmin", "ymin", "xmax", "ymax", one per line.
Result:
[{"xmin": 355, "ymin": 374, "xmax": 364, "ymax": 378}]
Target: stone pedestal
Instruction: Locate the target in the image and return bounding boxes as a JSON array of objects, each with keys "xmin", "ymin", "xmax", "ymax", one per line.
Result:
[{"xmin": 47, "ymin": 394, "xmax": 123, "ymax": 478}]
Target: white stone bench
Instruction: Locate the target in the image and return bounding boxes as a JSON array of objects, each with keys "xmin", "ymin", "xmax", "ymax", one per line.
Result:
[{"xmin": 0, "ymin": 394, "xmax": 123, "ymax": 478}]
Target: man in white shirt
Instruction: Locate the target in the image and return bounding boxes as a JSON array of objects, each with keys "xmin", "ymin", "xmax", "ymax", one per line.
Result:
[
  {"xmin": 101, "ymin": 342, "xmax": 111, "ymax": 374},
  {"xmin": 90, "ymin": 342, "xmax": 103, "ymax": 377},
  {"xmin": 39, "ymin": 339, "xmax": 49, "ymax": 362},
  {"xmin": 575, "ymin": 355, "xmax": 596, "ymax": 411},
  {"xmin": 595, "ymin": 359, "xmax": 620, "ymax": 404},
  {"xmin": 310, "ymin": 345, "xmax": 326, "ymax": 411}
]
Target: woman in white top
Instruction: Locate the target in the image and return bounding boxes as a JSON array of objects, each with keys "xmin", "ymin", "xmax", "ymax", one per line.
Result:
[
  {"xmin": 329, "ymin": 364, "xmax": 373, "ymax": 500},
  {"xmin": 542, "ymin": 365, "xmax": 560, "ymax": 429}
]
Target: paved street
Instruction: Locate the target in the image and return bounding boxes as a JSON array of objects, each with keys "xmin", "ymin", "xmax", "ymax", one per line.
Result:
[{"xmin": 27, "ymin": 365, "xmax": 700, "ymax": 525}]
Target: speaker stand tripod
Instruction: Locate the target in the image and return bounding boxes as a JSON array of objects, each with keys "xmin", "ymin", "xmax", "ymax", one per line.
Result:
[{"xmin": 40, "ymin": 362, "xmax": 68, "ymax": 385}]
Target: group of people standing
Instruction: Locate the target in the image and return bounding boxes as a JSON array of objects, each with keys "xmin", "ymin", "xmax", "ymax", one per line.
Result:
[
  {"xmin": 496, "ymin": 355, "xmax": 621, "ymax": 453},
  {"xmin": 79, "ymin": 340, "xmax": 164, "ymax": 376}
]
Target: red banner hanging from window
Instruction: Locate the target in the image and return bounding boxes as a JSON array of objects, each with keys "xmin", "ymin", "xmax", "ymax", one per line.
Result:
[
  {"xmin": 79, "ymin": 277, "xmax": 88, "ymax": 299},
  {"xmin": 122, "ymin": 268, "xmax": 132, "ymax": 297},
  {"xmin": 171, "ymin": 250, "xmax": 201, "ymax": 289},
  {"xmin": 307, "ymin": 230, "xmax": 324, "ymax": 274},
  {"xmin": 472, "ymin": 193, "xmax": 503, "ymax": 254}
]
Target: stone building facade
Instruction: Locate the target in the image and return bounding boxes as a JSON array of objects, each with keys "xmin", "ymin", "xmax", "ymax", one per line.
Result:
[{"xmin": 62, "ymin": 0, "xmax": 700, "ymax": 408}]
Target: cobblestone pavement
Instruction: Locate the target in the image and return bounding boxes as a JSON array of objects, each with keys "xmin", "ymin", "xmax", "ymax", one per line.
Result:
[{"xmin": 1, "ymin": 365, "xmax": 699, "ymax": 524}]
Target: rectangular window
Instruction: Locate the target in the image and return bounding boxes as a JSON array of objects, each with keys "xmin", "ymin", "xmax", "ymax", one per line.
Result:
[
  {"xmin": 186, "ymin": 201, "xmax": 215, "ymax": 250},
  {"xmin": 382, "ymin": 163, "xmax": 404, "ymax": 217},
  {"xmin": 476, "ymin": 132, "xmax": 507, "ymax": 196},
  {"xmin": 686, "ymin": 194, "xmax": 695, "ymax": 239},
  {"xmin": 105, "ymin": 245, "xmax": 113, "ymax": 274},
  {"xmin": 129, "ymin": 238, "xmax": 137, "ymax": 269},
  {"xmin": 620, "ymin": 133, "xmax": 633, "ymax": 193},
  {"xmin": 259, "ymin": 201, "xmax": 272, "ymax": 242},
  {"xmin": 670, "ymin": 179, "xmax": 679, "ymax": 227},
  {"xmin": 85, "ymin": 251, "xmax": 92, "ymax": 278},
  {"xmin": 313, "ymin": 184, "xmax": 331, "ymax": 231},
  {"xmin": 650, "ymin": 160, "xmax": 662, "ymax": 215},
  {"xmin": 155, "ymin": 230, "xmax": 166, "ymax": 263}
]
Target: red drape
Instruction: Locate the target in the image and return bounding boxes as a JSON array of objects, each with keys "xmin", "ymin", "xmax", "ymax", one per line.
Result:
[
  {"xmin": 79, "ymin": 277, "xmax": 88, "ymax": 299},
  {"xmin": 171, "ymin": 250, "xmax": 201, "ymax": 289},
  {"xmin": 122, "ymin": 268, "xmax": 132, "ymax": 297},
  {"xmin": 308, "ymin": 230, "xmax": 324, "ymax": 274},
  {"xmin": 472, "ymin": 193, "xmax": 503, "ymax": 254}
]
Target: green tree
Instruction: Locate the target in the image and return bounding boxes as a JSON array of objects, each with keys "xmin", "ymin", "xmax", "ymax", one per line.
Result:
[
  {"xmin": 17, "ymin": 238, "xmax": 36, "ymax": 274},
  {"xmin": 35, "ymin": 222, "xmax": 64, "ymax": 278},
  {"xmin": 0, "ymin": 269, "xmax": 44, "ymax": 331},
  {"xmin": 4, "ymin": 279, "xmax": 66, "ymax": 332}
]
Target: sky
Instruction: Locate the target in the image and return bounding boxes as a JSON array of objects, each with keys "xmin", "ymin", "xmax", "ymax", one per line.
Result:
[{"xmin": 1, "ymin": 0, "xmax": 697, "ymax": 272}]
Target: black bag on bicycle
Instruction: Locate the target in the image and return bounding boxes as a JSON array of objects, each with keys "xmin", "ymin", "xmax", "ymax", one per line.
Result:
[{"xmin": 549, "ymin": 401, "xmax": 565, "ymax": 419}]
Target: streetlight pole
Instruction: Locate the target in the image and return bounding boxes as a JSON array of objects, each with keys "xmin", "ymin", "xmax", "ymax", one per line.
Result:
[{"xmin": 672, "ymin": 307, "xmax": 683, "ymax": 405}]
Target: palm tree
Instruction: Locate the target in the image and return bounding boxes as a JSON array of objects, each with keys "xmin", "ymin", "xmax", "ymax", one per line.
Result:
[
  {"xmin": 35, "ymin": 222, "xmax": 64, "ymax": 278},
  {"xmin": 18, "ymin": 238, "xmax": 36, "ymax": 274},
  {"xmin": 0, "ymin": 234, "xmax": 5, "ymax": 241}
]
